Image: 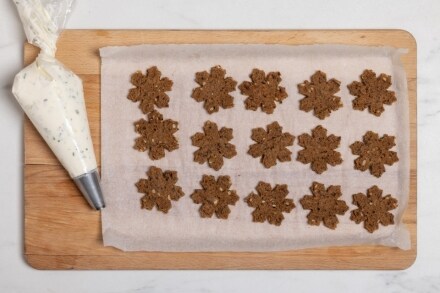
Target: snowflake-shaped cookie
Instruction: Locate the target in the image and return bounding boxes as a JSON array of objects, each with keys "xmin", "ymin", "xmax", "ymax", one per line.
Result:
[
  {"xmin": 136, "ymin": 166, "xmax": 184, "ymax": 213},
  {"xmin": 191, "ymin": 175, "xmax": 239, "ymax": 219},
  {"xmin": 348, "ymin": 69, "xmax": 397, "ymax": 116},
  {"xmin": 350, "ymin": 185, "xmax": 398, "ymax": 233},
  {"xmin": 239, "ymin": 68, "xmax": 288, "ymax": 114},
  {"xmin": 350, "ymin": 131, "xmax": 399, "ymax": 177},
  {"xmin": 298, "ymin": 70, "xmax": 342, "ymax": 119},
  {"xmin": 248, "ymin": 122, "xmax": 295, "ymax": 168},
  {"xmin": 127, "ymin": 66, "xmax": 173, "ymax": 114},
  {"xmin": 191, "ymin": 121, "xmax": 237, "ymax": 171},
  {"xmin": 191, "ymin": 65, "xmax": 237, "ymax": 114},
  {"xmin": 300, "ymin": 181, "xmax": 348, "ymax": 229},
  {"xmin": 245, "ymin": 181, "xmax": 295, "ymax": 226},
  {"xmin": 134, "ymin": 110, "xmax": 179, "ymax": 160},
  {"xmin": 297, "ymin": 125, "xmax": 342, "ymax": 174}
]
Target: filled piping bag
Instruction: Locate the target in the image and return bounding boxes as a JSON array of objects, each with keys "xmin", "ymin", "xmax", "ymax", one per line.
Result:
[{"xmin": 12, "ymin": 0, "xmax": 105, "ymax": 210}]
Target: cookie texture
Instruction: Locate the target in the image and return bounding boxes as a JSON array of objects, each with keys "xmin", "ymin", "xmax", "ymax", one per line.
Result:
[
  {"xmin": 245, "ymin": 181, "xmax": 295, "ymax": 226},
  {"xmin": 351, "ymin": 185, "xmax": 398, "ymax": 233},
  {"xmin": 297, "ymin": 125, "xmax": 342, "ymax": 174},
  {"xmin": 191, "ymin": 65, "xmax": 237, "ymax": 114},
  {"xmin": 300, "ymin": 182, "xmax": 348, "ymax": 229},
  {"xmin": 239, "ymin": 68, "xmax": 288, "ymax": 114},
  {"xmin": 348, "ymin": 69, "xmax": 397, "ymax": 116},
  {"xmin": 127, "ymin": 66, "xmax": 173, "ymax": 114},
  {"xmin": 134, "ymin": 110, "xmax": 179, "ymax": 160},
  {"xmin": 350, "ymin": 131, "xmax": 399, "ymax": 177},
  {"xmin": 191, "ymin": 175, "xmax": 239, "ymax": 219},
  {"xmin": 191, "ymin": 121, "xmax": 237, "ymax": 171},
  {"xmin": 248, "ymin": 122, "xmax": 295, "ymax": 168},
  {"xmin": 136, "ymin": 166, "xmax": 184, "ymax": 213},
  {"xmin": 298, "ymin": 70, "xmax": 342, "ymax": 119}
]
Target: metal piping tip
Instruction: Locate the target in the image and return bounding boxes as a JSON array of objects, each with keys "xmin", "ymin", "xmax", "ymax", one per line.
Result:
[{"xmin": 73, "ymin": 169, "xmax": 105, "ymax": 210}]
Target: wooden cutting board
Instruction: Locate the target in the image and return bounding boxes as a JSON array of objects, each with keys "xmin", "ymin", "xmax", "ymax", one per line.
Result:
[{"xmin": 24, "ymin": 30, "xmax": 417, "ymax": 270}]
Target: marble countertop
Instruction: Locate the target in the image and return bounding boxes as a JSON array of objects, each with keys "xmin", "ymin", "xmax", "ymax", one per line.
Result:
[{"xmin": 0, "ymin": 0, "xmax": 438, "ymax": 292}]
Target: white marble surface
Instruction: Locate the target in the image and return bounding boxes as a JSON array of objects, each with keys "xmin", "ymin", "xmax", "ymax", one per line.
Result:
[{"xmin": 0, "ymin": 0, "xmax": 438, "ymax": 292}]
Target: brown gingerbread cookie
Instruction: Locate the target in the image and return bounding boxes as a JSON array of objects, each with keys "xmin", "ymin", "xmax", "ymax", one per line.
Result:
[
  {"xmin": 191, "ymin": 175, "xmax": 239, "ymax": 219},
  {"xmin": 248, "ymin": 122, "xmax": 295, "ymax": 168},
  {"xmin": 348, "ymin": 69, "xmax": 397, "ymax": 116},
  {"xmin": 191, "ymin": 121, "xmax": 237, "ymax": 171},
  {"xmin": 239, "ymin": 68, "xmax": 288, "ymax": 114},
  {"xmin": 245, "ymin": 181, "xmax": 295, "ymax": 226},
  {"xmin": 127, "ymin": 66, "xmax": 173, "ymax": 114},
  {"xmin": 298, "ymin": 70, "xmax": 342, "ymax": 119},
  {"xmin": 191, "ymin": 65, "xmax": 237, "ymax": 114},
  {"xmin": 350, "ymin": 131, "xmax": 399, "ymax": 177},
  {"xmin": 350, "ymin": 185, "xmax": 398, "ymax": 233},
  {"xmin": 297, "ymin": 125, "xmax": 342, "ymax": 174},
  {"xmin": 300, "ymin": 181, "xmax": 348, "ymax": 229},
  {"xmin": 134, "ymin": 110, "xmax": 179, "ymax": 160},
  {"xmin": 136, "ymin": 166, "xmax": 184, "ymax": 213}
]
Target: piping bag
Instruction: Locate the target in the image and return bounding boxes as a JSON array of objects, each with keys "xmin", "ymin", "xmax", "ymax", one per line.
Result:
[{"xmin": 12, "ymin": 0, "xmax": 105, "ymax": 210}]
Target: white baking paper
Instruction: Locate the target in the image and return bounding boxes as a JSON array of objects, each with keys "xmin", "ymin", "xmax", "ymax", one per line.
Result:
[{"xmin": 100, "ymin": 44, "xmax": 410, "ymax": 252}]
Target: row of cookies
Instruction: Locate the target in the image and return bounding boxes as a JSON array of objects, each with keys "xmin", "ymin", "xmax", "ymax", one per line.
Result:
[
  {"xmin": 128, "ymin": 66, "xmax": 397, "ymax": 118},
  {"xmin": 134, "ymin": 115, "xmax": 398, "ymax": 178},
  {"xmin": 136, "ymin": 166, "xmax": 398, "ymax": 233}
]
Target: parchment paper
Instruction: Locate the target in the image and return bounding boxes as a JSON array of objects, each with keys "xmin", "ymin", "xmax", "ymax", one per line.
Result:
[{"xmin": 100, "ymin": 44, "xmax": 410, "ymax": 252}]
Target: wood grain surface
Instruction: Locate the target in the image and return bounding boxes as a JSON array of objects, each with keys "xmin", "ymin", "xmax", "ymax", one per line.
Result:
[{"xmin": 24, "ymin": 30, "xmax": 417, "ymax": 270}]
